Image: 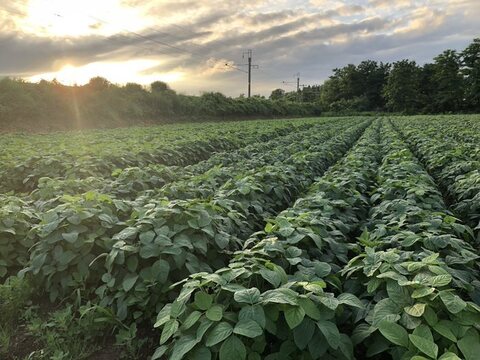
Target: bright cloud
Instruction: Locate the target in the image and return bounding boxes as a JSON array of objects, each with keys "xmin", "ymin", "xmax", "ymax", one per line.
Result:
[{"xmin": 0, "ymin": 0, "xmax": 478, "ymax": 95}]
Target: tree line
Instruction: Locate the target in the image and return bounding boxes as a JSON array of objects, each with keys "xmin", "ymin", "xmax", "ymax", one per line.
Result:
[
  {"xmin": 271, "ymin": 38, "xmax": 480, "ymax": 114},
  {"xmin": 0, "ymin": 77, "xmax": 320, "ymax": 131},
  {"xmin": 0, "ymin": 38, "xmax": 478, "ymax": 131}
]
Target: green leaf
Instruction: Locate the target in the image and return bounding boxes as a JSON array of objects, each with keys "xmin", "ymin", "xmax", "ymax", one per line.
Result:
[
  {"xmin": 318, "ymin": 295, "xmax": 339, "ymax": 310},
  {"xmin": 314, "ymin": 262, "xmax": 332, "ymax": 277},
  {"xmin": 62, "ymin": 232, "xmax": 79, "ymax": 243},
  {"xmin": 206, "ymin": 305, "xmax": 223, "ymax": 322},
  {"xmin": 233, "ymin": 319, "xmax": 263, "ymax": 338},
  {"xmin": 428, "ymin": 274, "xmax": 452, "ymax": 287},
  {"xmin": 433, "ymin": 321, "xmax": 457, "ymax": 342},
  {"xmin": 219, "ymin": 335, "xmax": 246, "ymax": 360},
  {"xmin": 154, "ymin": 304, "xmax": 171, "ymax": 328},
  {"xmin": 170, "ymin": 335, "xmax": 198, "ymax": 360},
  {"xmin": 439, "ymin": 291, "xmax": 466, "ymax": 314},
  {"xmin": 458, "ymin": 329, "xmax": 480, "ymax": 360},
  {"xmin": 190, "ymin": 346, "xmax": 212, "ymax": 360},
  {"xmin": 378, "ymin": 320, "xmax": 409, "ymax": 347},
  {"xmin": 284, "ymin": 305, "xmax": 305, "ymax": 329},
  {"xmin": 423, "ymin": 306, "xmax": 438, "ymax": 326},
  {"xmin": 438, "ymin": 353, "xmax": 461, "ymax": 360},
  {"xmin": 206, "ymin": 322, "xmax": 233, "ymax": 347},
  {"xmin": 293, "ymin": 318, "xmax": 315, "ymax": 350},
  {"xmin": 160, "ymin": 319, "xmax": 179, "ymax": 344},
  {"xmin": 317, "ymin": 320, "xmax": 340, "ymax": 349},
  {"xmin": 195, "ymin": 292, "xmax": 213, "ymax": 310},
  {"xmin": 262, "ymin": 288, "xmax": 298, "ymax": 305},
  {"xmin": 182, "ymin": 311, "xmax": 202, "ymax": 330},
  {"xmin": 151, "ymin": 346, "xmax": 167, "ymax": 360},
  {"xmin": 122, "ymin": 273, "xmax": 139, "ymax": 292},
  {"xmin": 404, "ymin": 303, "xmax": 426, "ymax": 317},
  {"xmin": 239, "ymin": 305, "xmax": 266, "ymax": 328},
  {"xmin": 338, "ymin": 293, "xmax": 364, "ymax": 309},
  {"xmin": 412, "ymin": 287, "xmax": 435, "ymax": 299},
  {"xmin": 409, "ymin": 334, "xmax": 438, "ymax": 359},
  {"xmin": 234, "ymin": 288, "xmax": 261, "ymax": 304},
  {"xmin": 298, "ymin": 297, "xmax": 321, "ymax": 321},
  {"xmin": 372, "ymin": 298, "xmax": 401, "ymax": 326}
]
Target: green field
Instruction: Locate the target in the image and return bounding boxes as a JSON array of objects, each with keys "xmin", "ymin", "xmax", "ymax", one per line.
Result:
[{"xmin": 1, "ymin": 115, "xmax": 480, "ymax": 359}]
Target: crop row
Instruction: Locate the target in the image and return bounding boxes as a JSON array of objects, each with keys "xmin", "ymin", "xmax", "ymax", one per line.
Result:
[
  {"xmin": 11, "ymin": 120, "xmax": 370, "ymax": 319},
  {"xmin": 151, "ymin": 120, "xmax": 382, "ymax": 359},
  {"xmin": 342, "ymin": 121, "xmax": 480, "ymax": 359},
  {"xmin": 153, "ymin": 120, "xmax": 480, "ymax": 360},
  {"xmin": 18, "ymin": 118, "xmax": 358, "ymax": 205},
  {"xmin": 0, "ymin": 119, "xmax": 319, "ymax": 194},
  {"xmin": 391, "ymin": 118, "xmax": 480, "ymax": 239},
  {"xmin": 0, "ymin": 119, "xmax": 359, "ymax": 280}
]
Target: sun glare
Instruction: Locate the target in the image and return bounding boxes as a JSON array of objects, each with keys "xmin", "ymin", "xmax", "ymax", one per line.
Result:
[
  {"xmin": 28, "ymin": 60, "xmax": 184, "ymax": 86},
  {"xmin": 20, "ymin": 0, "xmax": 149, "ymax": 37}
]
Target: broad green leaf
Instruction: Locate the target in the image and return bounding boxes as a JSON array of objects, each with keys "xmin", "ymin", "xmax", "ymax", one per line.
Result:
[
  {"xmin": 284, "ymin": 305, "xmax": 305, "ymax": 329},
  {"xmin": 317, "ymin": 320, "xmax": 340, "ymax": 349},
  {"xmin": 182, "ymin": 311, "xmax": 202, "ymax": 330},
  {"xmin": 233, "ymin": 319, "xmax": 263, "ymax": 338},
  {"xmin": 404, "ymin": 303, "xmax": 426, "ymax": 317},
  {"xmin": 195, "ymin": 292, "xmax": 213, "ymax": 310},
  {"xmin": 372, "ymin": 298, "xmax": 401, "ymax": 326},
  {"xmin": 314, "ymin": 262, "xmax": 332, "ymax": 277},
  {"xmin": 262, "ymin": 288, "xmax": 298, "ymax": 305},
  {"xmin": 412, "ymin": 287, "xmax": 435, "ymax": 299},
  {"xmin": 170, "ymin": 335, "xmax": 198, "ymax": 360},
  {"xmin": 438, "ymin": 353, "xmax": 461, "ymax": 360},
  {"xmin": 338, "ymin": 293, "xmax": 364, "ymax": 309},
  {"xmin": 154, "ymin": 304, "xmax": 171, "ymax": 328},
  {"xmin": 160, "ymin": 319, "xmax": 179, "ymax": 344},
  {"xmin": 190, "ymin": 346, "xmax": 212, "ymax": 360},
  {"xmin": 122, "ymin": 273, "xmax": 139, "ymax": 292},
  {"xmin": 62, "ymin": 232, "xmax": 79, "ymax": 243},
  {"xmin": 439, "ymin": 291, "xmax": 467, "ymax": 314},
  {"xmin": 151, "ymin": 346, "xmax": 167, "ymax": 360},
  {"xmin": 458, "ymin": 329, "xmax": 480, "ymax": 360},
  {"xmin": 239, "ymin": 305, "xmax": 266, "ymax": 328},
  {"xmin": 409, "ymin": 334, "xmax": 438, "ymax": 359},
  {"xmin": 219, "ymin": 335, "xmax": 246, "ymax": 360},
  {"xmin": 433, "ymin": 321, "xmax": 457, "ymax": 342},
  {"xmin": 206, "ymin": 322, "xmax": 233, "ymax": 347},
  {"xmin": 298, "ymin": 297, "xmax": 321, "ymax": 321},
  {"xmin": 293, "ymin": 318, "xmax": 315, "ymax": 350},
  {"xmin": 428, "ymin": 274, "xmax": 452, "ymax": 287},
  {"xmin": 318, "ymin": 295, "xmax": 339, "ymax": 310},
  {"xmin": 234, "ymin": 288, "xmax": 261, "ymax": 304},
  {"xmin": 206, "ymin": 305, "xmax": 223, "ymax": 322},
  {"xmin": 378, "ymin": 320, "xmax": 409, "ymax": 347}
]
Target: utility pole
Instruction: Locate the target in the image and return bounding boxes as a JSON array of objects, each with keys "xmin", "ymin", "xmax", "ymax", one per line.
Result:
[
  {"xmin": 242, "ymin": 50, "xmax": 259, "ymax": 97},
  {"xmin": 283, "ymin": 73, "xmax": 305, "ymax": 101},
  {"xmin": 228, "ymin": 50, "xmax": 258, "ymax": 97}
]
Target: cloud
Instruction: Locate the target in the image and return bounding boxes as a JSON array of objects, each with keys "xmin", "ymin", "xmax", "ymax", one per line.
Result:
[{"xmin": 0, "ymin": 0, "xmax": 478, "ymax": 96}]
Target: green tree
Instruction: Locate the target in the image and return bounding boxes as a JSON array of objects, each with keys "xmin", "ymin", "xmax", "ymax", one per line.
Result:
[
  {"xmin": 432, "ymin": 49, "xmax": 464, "ymax": 112},
  {"xmin": 461, "ymin": 38, "xmax": 480, "ymax": 111},
  {"xmin": 269, "ymin": 88, "xmax": 285, "ymax": 100},
  {"xmin": 383, "ymin": 60, "xmax": 422, "ymax": 114},
  {"xmin": 356, "ymin": 60, "xmax": 390, "ymax": 110}
]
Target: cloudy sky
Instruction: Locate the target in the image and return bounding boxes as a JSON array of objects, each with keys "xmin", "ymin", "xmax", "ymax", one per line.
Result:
[{"xmin": 0, "ymin": 0, "xmax": 478, "ymax": 96}]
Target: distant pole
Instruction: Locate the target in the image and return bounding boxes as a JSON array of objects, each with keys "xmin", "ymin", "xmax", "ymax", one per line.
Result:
[
  {"xmin": 296, "ymin": 73, "xmax": 300, "ymax": 93},
  {"xmin": 248, "ymin": 50, "xmax": 252, "ymax": 98},
  {"xmin": 244, "ymin": 49, "xmax": 253, "ymax": 98}
]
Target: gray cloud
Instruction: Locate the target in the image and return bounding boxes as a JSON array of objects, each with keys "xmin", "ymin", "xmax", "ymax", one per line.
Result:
[{"xmin": 0, "ymin": 0, "xmax": 478, "ymax": 95}]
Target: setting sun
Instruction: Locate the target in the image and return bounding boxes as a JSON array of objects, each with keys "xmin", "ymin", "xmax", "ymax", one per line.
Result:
[{"xmin": 29, "ymin": 60, "xmax": 184, "ymax": 85}]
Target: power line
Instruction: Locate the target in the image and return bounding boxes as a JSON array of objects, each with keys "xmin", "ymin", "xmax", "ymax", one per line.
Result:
[{"xmin": 0, "ymin": 3, "xmax": 249, "ymax": 76}]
